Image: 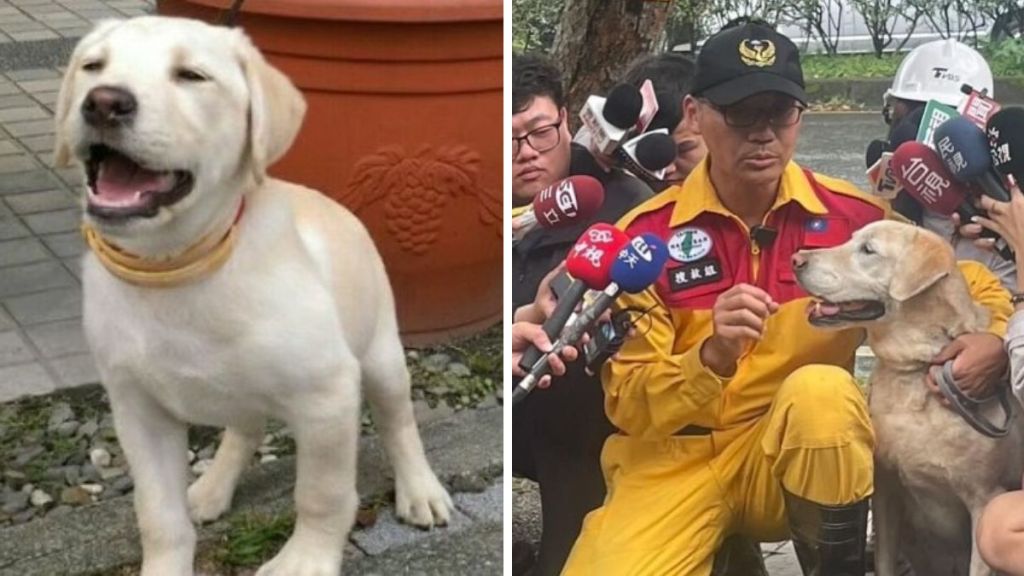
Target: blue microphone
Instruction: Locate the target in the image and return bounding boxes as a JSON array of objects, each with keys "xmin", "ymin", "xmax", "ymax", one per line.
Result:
[
  {"xmin": 510, "ymin": 233, "xmax": 669, "ymax": 405},
  {"xmin": 934, "ymin": 116, "xmax": 1011, "ymax": 202}
]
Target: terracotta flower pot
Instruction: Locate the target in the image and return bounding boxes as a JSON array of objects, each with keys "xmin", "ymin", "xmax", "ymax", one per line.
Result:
[{"xmin": 157, "ymin": 0, "xmax": 503, "ymax": 347}]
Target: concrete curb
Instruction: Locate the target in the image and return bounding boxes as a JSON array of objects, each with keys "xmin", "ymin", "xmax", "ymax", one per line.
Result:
[
  {"xmin": 0, "ymin": 406, "xmax": 501, "ymax": 575},
  {"xmin": 806, "ymin": 77, "xmax": 1024, "ymax": 107}
]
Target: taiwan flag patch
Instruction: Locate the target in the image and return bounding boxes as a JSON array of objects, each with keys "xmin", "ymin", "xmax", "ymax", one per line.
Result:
[{"xmin": 801, "ymin": 216, "xmax": 850, "ymax": 248}]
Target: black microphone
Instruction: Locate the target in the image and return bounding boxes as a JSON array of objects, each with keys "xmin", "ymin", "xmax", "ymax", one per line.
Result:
[
  {"xmin": 512, "ymin": 233, "xmax": 670, "ymax": 405},
  {"xmin": 866, "ymin": 139, "xmax": 889, "ymax": 169},
  {"xmin": 578, "ymin": 84, "xmax": 643, "ymax": 156},
  {"xmin": 751, "ymin": 225, "xmax": 777, "ymax": 247},
  {"xmin": 517, "ymin": 224, "xmax": 630, "ymax": 374},
  {"xmin": 933, "ymin": 116, "xmax": 1011, "ymax": 202},
  {"xmin": 987, "ymin": 107, "xmax": 1024, "ymax": 186}
]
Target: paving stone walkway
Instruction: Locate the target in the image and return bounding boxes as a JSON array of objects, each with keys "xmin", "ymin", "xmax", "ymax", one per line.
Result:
[{"xmin": 0, "ymin": 0, "xmax": 154, "ymax": 403}]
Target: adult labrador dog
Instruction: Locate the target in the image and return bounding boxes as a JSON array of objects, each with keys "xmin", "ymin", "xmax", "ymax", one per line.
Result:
[
  {"xmin": 55, "ymin": 16, "xmax": 452, "ymax": 576},
  {"xmin": 792, "ymin": 220, "xmax": 1024, "ymax": 576}
]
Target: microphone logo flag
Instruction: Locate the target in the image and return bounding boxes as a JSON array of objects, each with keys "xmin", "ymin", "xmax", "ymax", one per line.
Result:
[
  {"xmin": 916, "ymin": 101, "xmax": 958, "ymax": 149},
  {"xmin": 936, "ymin": 136, "xmax": 968, "ymax": 173},
  {"xmin": 899, "ymin": 156, "xmax": 950, "ymax": 205},
  {"xmin": 554, "ymin": 179, "xmax": 580, "ymax": 217}
]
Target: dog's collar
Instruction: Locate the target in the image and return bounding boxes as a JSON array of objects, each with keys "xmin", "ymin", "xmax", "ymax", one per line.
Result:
[{"xmin": 81, "ymin": 199, "xmax": 245, "ymax": 288}]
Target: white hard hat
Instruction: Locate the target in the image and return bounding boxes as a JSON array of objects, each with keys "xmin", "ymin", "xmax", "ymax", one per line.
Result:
[{"xmin": 886, "ymin": 39, "xmax": 994, "ymax": 106}]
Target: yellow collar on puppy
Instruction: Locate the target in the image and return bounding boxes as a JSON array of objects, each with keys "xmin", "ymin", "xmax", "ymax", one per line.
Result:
[{"xmin": 81, "ymin": 202, "xmax": 243, "ymax": 288}]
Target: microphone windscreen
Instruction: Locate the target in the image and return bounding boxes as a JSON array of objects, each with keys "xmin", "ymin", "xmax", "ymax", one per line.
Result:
[
  {"xmin": 610, "ymin": 233, "xmax": 670, "ymax": 293},
  {"xmin": 866, "ymin": 139, "xmax": 889, "ymax": 169},
  {"xmin": 532, "ymin": 175, "xmax": 606, "ymax": 228},
  {"xmin": 604, "ymin": 84, "xmax": 643, "ymax": 129},
  {"xmin": 891, "ymin": 141, "xmax": 968, "ymax": 217},
  {"xmin": 933, "ymin": 115, "xmax": 993, "ymax": 181},
  {"xmin": 566, "ymin": 223, "xmax": 631, "ymax": 289},
  {"xmin": 634, "ymin": 132, "xmax": 677, "ymax": 172},
  {"xmin": 987, "ymin": 107, "xmax": 1024, "ymax": 182}
]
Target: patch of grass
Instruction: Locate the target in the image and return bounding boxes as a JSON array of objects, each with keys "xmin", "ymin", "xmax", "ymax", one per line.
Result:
[
  {"xmin": 408, "ymin": 324, "xmax": 501, "ymax": 411},
  {"xmin": 802, "ymin": 53, "xmax": 902, "ymax": 80},
  {"xmin": 215, "ymin": 511, "xmax": 295, "ymax": 568},
  {"xmin": 801, "ymin": 42, "xmax": 1024, "ymax": 81}
]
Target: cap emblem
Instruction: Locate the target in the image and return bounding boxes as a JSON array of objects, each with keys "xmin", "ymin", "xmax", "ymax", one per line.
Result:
[{"xmin": 739, "ymin": 39, "xmax": 776, "ymax": 67}]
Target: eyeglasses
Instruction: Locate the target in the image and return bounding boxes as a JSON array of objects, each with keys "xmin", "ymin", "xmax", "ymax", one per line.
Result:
[
  {"xmin": 702, "ymin": 99, "xmax": 806, "ymax": 128},
  {"xmin": 512, "ymin": 114, "xmax": 563, "ymax": 158}
]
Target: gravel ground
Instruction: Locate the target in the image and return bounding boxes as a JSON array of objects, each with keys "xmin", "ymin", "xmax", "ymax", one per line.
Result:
[{"xmin": 0, "ymin": 326, "xmax": 500, "ymax": 527}]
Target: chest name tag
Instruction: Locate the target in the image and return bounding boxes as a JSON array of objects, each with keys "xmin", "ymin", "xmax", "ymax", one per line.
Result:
[{"xmin": 668, "ymin": 258, "xmax": 723, "ymax": 292}]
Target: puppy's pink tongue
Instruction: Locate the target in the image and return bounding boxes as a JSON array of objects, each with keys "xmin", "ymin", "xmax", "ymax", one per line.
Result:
[
  {"xmin": 93, "ymin": 154, "xmax": 173, "ymax": 206},
  {"xmin": 818, "ymin": 302, "xmax": 841, "ymax": 316}
]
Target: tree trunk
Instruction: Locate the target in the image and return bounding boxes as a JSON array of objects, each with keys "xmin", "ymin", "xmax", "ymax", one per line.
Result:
[{"xmin": 553, "ymin": 0, "xmax": 673, "ymax": 126}]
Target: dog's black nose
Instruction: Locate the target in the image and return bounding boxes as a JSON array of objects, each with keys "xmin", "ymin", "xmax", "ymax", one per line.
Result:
[{"xmin": 82, "ymin": 86, "xmax": 137, "ymax": 127}]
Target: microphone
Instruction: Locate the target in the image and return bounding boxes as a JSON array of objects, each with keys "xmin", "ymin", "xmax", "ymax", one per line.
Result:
[
  {"xmin": 516, "ymin": 223, "xmax": 630, "ymax": 373},
  {"xmin": 577, "ymin": 84, "xmax": 643, "ymax": 155},
  {"xmin": 986, "ymin": 107, "xmax": 1024, "ymax": 185},
  {"xmin": 933, "ymin": 115, "xmax": 1011, "ymax": 202},
  {"xmin": 614, "ymin": 130, "xmax": 676, "ymax": 181},
  {"xmin": 957, "ymin": 84, "xmax": 1000, "ymax": 131},
  {"xmin": 891, "ymin": 141, "xmax": 1014, "ymax": 261},
  {"xmin": 511, "ymin": 175, "xmax": 606, "ymax": 241},
  {"xmin": 866, "ymin": 139, "xmax": 889, "ymax": 169},
  {"xmin": 512, "ymin": 233, "xmax": 670, "ymax": 405}
]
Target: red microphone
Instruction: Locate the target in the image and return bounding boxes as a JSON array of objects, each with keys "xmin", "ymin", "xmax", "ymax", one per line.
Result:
[
  {"xmin": 517, "ymin": 223, "xmax": 630, "ymax": 374},
  {"xmin": 891, "ymin": 141, "xmax": 1013, "ymax": 261},
  {"xmin": 512, "ymin": 175, "xmax": 605, "ymax": 241}
]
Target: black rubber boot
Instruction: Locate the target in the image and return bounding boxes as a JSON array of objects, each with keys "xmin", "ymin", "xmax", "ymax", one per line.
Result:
[
  {"xmin": 783, "ymin": 490, "xmax": 869, "ymax": 576},
  {"xmin": 711, "ymin": 534, "xmax": 769, "ymax": 576}
]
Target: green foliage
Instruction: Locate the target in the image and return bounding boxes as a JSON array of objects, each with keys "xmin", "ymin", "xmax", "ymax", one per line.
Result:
[
  {"xmin": 982, "ymin": 38, "xmax": 1024, "ymax": 76},
  {"xmin": 512, "ymin": 0, "xmax": 565, "ymax": 54},
  {"xmin": 801, "ymin": 53, "xmax": 903, "ymax": 79},
  {"xmin": 215, "ymin": 512, "xmax": 295, "ymax": 567}
]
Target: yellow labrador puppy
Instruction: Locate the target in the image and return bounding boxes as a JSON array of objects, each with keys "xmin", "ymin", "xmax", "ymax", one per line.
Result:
[
  {"xmin": 793, "ymin": 220, "xmax": 1023, "ymax": 576},
  {"xmin": 55, "ymin": 16, "xmax": 452, "ymax": 576}
]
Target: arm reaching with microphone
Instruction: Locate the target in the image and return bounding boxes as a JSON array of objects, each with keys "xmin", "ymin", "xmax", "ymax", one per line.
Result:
[{"xmin": 511, "ymin": 321, "xmax": 578, "ymax": 390}]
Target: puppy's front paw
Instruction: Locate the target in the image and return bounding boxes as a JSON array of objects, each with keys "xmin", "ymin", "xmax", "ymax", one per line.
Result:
[
  {"xmin": 256, "ymin": 537, "xmax": 341, "ymax": 576},
  {"xmin": 187, "ymin": 474, "xmax": 233, "ymax": 524},
  {"xmin": 395, "ymin": 473, "xmax": 453, "ymax": 528}
]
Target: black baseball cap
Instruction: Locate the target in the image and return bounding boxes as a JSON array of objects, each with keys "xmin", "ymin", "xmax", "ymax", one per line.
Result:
[{"xmin": 693, "ymin": 23, "xmax": 806, "ymax": 106}]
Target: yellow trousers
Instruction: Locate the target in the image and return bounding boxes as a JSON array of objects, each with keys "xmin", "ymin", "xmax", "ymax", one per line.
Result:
[{"xmin": 562, "ymin": 365, "xmax": 875, "ymax": 576}]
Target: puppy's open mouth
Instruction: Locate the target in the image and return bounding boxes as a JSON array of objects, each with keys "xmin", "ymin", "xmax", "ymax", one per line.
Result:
[
  {"xmin": 806, "ymin": 299, "xmax": 886, "ymax": 326},
  {"xmin": 85, "ymin": 144, "xmax": 193, "ymax": 220}
]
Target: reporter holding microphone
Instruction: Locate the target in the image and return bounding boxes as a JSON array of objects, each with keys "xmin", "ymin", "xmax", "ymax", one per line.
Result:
[{"xmin": 967, "ymin": 189, "xmax": 1024, "ymax": 576}]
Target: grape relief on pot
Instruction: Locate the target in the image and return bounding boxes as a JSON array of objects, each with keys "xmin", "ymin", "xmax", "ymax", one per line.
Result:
[{"xmin": 343, "ymin": 145, "xmax": 502, "ymax": 255}]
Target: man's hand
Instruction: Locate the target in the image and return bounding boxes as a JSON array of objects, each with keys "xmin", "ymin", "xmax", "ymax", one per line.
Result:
[
  {"xmin": 961, "ymin": 185, "xmax": 1024, "ymax": 256},
  {"xmin": 925, "ymin": 332, "xmax": 1009, "ymax": 402},
  {"xmin": 513, "ymin": 264, "xmax": 566, "ymax": 324},
  {"xmin": 701, "ymin": 284, "xmax": 779, "ymax": 377},
  {"xmin": 511, "ymin": 321, "xmax": 578, "ymax": 389}
]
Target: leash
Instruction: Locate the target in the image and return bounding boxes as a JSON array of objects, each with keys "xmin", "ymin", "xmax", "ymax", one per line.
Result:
[
  {"xmin": 217, "ymin": 0, "xmax": 246, "ymax": 27},
  {"xmin": 930, "ymin": 361, "xmax": 1016, "ymax": 438}
]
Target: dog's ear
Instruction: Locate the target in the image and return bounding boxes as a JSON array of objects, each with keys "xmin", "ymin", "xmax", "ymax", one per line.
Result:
[
  {"xmin": 235, "ymin": 30, "xmax": 306, "ymax": 181},
  {"xmin": 54, "ymin": 19, "xmax": 123, "ymax": 168},
  {"xmin": 890, "ymin": 230, "xmax": 952, "ymax": 302}
]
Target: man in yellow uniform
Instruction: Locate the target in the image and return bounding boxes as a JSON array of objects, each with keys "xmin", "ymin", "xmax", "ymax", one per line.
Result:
[{"xmin": 562, "ymin": 23, "xmax": 1011, "ymax": 576}]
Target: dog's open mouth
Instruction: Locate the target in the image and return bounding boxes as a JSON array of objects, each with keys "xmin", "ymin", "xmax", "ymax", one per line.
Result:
[
  {"xmin": 85, "ymin": 144, "xmax": 193, "ymax": 220},
  {"xmin": 806, "ymin": 299, "xmax": 886, "ymax": 326}
]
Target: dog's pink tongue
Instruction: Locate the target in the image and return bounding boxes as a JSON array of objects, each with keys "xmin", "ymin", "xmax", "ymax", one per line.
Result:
[
  {"xmin": 819, "ymin": 303, "xmax": 842, "ymax": 316},
  {"xmin": 93, "ymin": 154, "xmax": 173, "ymax": 206}
]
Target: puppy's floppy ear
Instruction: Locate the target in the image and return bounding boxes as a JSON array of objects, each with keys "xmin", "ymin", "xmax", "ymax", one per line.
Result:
[
  {"xmin": 890, "ymin": 228, "xmax": 953, "ymax": 302},
  {"xmin": 235, "ymin": 30, "xmax": 306, "ymax": 181},
  {"xmin": 54, "ymin": 19, "xmax": 123, "ymax": 168}
]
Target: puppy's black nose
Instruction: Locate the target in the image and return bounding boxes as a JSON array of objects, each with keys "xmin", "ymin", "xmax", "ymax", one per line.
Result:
[
  {"xmin": 792, "ymin": 252, "xmax": 808, "ymax": 270},
  {"xmin": 82, "ymin": 86, "xmax": 137, "ymax": 127}
]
